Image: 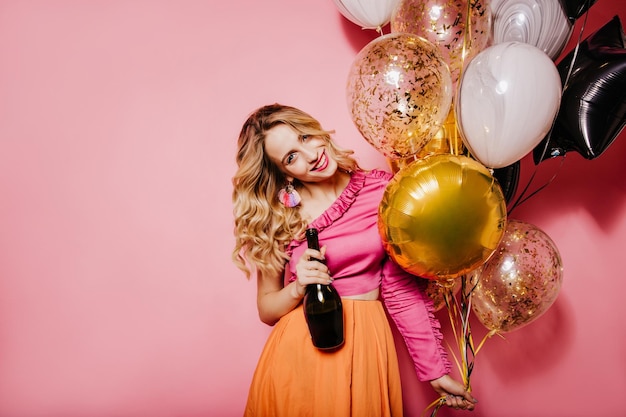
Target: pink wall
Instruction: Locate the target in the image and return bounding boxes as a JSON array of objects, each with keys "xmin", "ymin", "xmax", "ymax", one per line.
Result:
[{"xmin": 0, "ymin": 1, "xmax": 624, "ymax": 416}]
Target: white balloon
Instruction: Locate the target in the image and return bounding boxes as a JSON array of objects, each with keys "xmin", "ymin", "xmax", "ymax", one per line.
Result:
[
  {"xmin": 456, "ymin": 41, "xmax": 562, "ymax": 169},
  {"xmin": 493, "ymin": 0, "xmax": 573, "ymax": 60},
  {"xmin": 333, "ymin": 0, "xmax": 402, "ymax": 30},
  {"xmin": 490, "ymin": 0, "xmax": 504, "ymax": 10}
]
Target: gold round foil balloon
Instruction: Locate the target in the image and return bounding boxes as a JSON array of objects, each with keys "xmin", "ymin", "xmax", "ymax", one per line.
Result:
[
  {"xmin": 470, "ymin": 219, "xmax": 563, "ymax": 333},
  {"xmin": 391, "ymin": 0, "xmax": 493, "ymax": 88},
  {"xmin": 346, "ymin": 33, "xmax": 453, "ymax": 159},
  {"xmin": 378, "ymin": 154, "xmax": 507, "ymax": 279}
]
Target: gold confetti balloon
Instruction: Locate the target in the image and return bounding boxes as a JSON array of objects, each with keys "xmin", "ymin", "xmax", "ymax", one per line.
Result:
[
  {"xmin": 378, "ymin": 154, "xmax": 507, "ymax": 279},
  {"xmin": 387, "ymin": 107, "xmax": 467, "ymax": 173},
  {"xmin": 470, "ymin": 219, "xmax": 564, "ymax": 333},
  {"xmin": 391, "ymin": 0, "xmax": 493, "ymax": 88},
  {"xmin": 346, "ymin": 33, "xmax": 453, "ymax": 159},
  {"xmin": 424, "ymin": 277, "xmax": 461, "ymax": 311}
]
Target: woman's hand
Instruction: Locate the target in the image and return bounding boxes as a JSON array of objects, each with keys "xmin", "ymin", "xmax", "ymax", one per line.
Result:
[
  {"xmin": 430, "ymin": 374, "xmax": 477, "ymax": 411},
  {"xmin": 293, "ymin": 246, "xmax": 332, "ymax": 297}
]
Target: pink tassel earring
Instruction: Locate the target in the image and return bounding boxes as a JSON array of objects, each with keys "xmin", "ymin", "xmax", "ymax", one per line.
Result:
[{"xmin": 278, "ymin": 182, "xmax": 301, "ymax": 208}]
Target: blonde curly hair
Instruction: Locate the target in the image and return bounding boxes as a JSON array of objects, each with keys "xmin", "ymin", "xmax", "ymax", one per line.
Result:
[{"xmin": 232, "ymin": 104, "xmax": 361, "ymax": 279}]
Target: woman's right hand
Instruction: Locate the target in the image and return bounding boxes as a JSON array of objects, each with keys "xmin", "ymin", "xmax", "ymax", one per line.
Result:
[
  {"xmin": 257, "ymin": 246, "xmax": 334, "ymax": 325},
  {"xmin": 293, "ymin": 246, "xmax": 332, "ymax": 296},
  {"xmin": 430, "ymin": 375, "xmax": 477, "ymax": 411}
]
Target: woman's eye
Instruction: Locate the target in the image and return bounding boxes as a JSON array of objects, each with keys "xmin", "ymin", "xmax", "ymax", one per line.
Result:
[
  {"xmin": 286, "ymin": 153, "xmax": 296, "ymax": 164},
  {"xmin": 300, "ymin": 135, "xmax": 309, "ymax": 141}
]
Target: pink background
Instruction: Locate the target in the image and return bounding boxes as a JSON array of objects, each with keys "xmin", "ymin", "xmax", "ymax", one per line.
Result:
[{"xmin": 0, "ymin": 1, "xmax": 624, "ymax": 416}]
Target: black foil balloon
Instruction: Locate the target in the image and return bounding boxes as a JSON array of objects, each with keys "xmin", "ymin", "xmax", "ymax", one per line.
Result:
[
  {"xmin": 534, "ymin": 16, "xmax": 626, "ymax": 164},
  {"xmin": 558, "ymin": 0, "xmax": 599, "ymax": 22},
  {"xmin": 493, "ymin": 161, "xmax": 520, "ymax": 204}
]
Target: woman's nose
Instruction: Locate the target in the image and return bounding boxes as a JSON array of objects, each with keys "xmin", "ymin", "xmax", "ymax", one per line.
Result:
[{"xmin": 302, "ymin": 147, "xmax": 317, "ymax": 162}]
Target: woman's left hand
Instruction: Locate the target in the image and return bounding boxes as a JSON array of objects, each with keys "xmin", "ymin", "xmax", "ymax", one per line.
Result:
[{"xmin": 429, "ymin": 375, "xmax": 477, "ymax": 411}]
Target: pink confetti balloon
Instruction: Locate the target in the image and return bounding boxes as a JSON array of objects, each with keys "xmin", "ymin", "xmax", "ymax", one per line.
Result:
[
  {"xmin": 391, "ymin": 0, "xmax": 493, "ymax": 88},
  {"xmin": 471, "ymin": 219, "xmax": 563, "ymax": 333}
]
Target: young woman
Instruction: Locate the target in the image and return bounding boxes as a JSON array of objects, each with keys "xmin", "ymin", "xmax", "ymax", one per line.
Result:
[{"xmin": 232, "ymin": 103, "xmax": 477, "ymax": 416}]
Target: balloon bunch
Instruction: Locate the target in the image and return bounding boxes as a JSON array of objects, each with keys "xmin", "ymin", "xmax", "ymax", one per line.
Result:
[{"xmin": 336, "ymin": 0, "xmax": 622, "ymax": 414}]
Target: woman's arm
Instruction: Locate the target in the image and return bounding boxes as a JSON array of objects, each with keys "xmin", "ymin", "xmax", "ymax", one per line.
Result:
[
  {"xmin": 381, "ymin": 259, "xmax": 477, "ymax": 410},
  {"xmin": 381, "ymin": 257, "xmax": 450, "ymax": 381}
]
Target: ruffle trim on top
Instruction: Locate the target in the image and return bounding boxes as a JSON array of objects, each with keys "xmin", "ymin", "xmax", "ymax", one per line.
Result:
[
  {"xmin": 309, "ymin": 170, "xmax": 368, "ymax": 233},
  {"xmin": 286, "ymin": 169, "xmax": 373, "ymax": 257}
]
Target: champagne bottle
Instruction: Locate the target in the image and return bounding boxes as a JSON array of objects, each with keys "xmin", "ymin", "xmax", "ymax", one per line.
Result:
[{"xmin": 303, "ymin": 228, "xmax": 344, "ymax": 350}]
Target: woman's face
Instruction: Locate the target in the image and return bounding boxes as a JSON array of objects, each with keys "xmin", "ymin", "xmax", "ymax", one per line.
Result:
[{"xmin": 264, "ymin": 124, "xmax": 337, "ymax": 183}]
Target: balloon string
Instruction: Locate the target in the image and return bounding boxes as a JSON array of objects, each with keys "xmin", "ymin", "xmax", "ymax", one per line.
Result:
[
  {"xmin": 421, "ymin": 396, "xmax": 446, "ymax": 417},
  {"xmin": 452, "ymin": 282, "xmax": 490, "ymax": 389},
  {"xmin": 424, "ymin": 276, "xmax": 498, "ymax": 416},
  {"xmin": 448, "ymin": 0, "xmax": 473, "ymax": 157},
  {"xmin": 508, "ymin": 6, "xmax": 590, "ymax": 214},
  {"xmin": 562, "ymin": 4, "xmax": 590, "ymax": 90},
  {"xmin": 457, "ymin": 0, "xmax": 472, "ymax": 90},
  {"xmin": 508, "ymin": 155, "xmax": 566, "ymax": 215},
  {"xmin": 448, "ymin": 109, "xmax": 465, "ymax": 157},
  {"xmin": 533, "ymin": 3, "xmax": 589, "ymax": 164}
]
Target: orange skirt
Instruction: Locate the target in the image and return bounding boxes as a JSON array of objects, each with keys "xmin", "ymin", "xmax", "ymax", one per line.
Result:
[{"xmin": 244, "ymin": 299, "xmax": 403, "ymax": 417}]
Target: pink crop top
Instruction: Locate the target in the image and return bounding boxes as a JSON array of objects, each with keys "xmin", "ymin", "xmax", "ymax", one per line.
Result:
[
  {"xmin": 284, "ymin": 169, "xmax": 387, "ymax": 296},
  {"xmin": 284, "ymin": 169, "xmax": 451, "ymax": 381}
]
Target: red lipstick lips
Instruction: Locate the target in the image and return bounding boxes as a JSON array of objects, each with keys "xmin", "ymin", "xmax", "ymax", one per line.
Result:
[{"xmin": 312, "ymin": 150, "xmax": 328, "ymax": 172}]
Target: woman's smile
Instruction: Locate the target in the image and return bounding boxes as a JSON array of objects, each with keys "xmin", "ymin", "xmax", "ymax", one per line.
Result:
[{"xmin": 311, "ymin": 150, "xmax": 328, "ymax": 172}]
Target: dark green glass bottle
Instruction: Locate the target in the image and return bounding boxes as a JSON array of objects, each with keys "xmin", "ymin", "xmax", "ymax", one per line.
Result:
[{"xmin": 303, "ymin": 228, "xmax": 344, "ymax": 350}]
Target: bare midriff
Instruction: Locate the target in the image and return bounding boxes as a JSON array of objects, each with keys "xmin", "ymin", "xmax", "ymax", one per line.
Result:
[{"xmin": 342, "ymin": 287, "xmax": 379, "ymax": 301}]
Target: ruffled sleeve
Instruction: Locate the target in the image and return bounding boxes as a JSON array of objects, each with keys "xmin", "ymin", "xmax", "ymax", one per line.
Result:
[{"xmin": 381, "ymin": 258, "xmax": 451, "ymax": 381}]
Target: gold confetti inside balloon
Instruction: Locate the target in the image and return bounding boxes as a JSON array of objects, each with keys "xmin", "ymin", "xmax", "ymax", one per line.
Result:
[
  {"xmin": 470, "ymin": 219, "xmax": 563, "ymax": 333},
  {"xmin": 346, "ymin": 33, "xmax": 453, "ymax": 159},
  {"xmin": 386, "ymin": 106, "xmax": 467, "ymax": 173},
  {"xmin": 391, "ymin": 0, "xmax": 493, "ymax": 88},
  {"xmin": 424, "ymin": 277, "xmax": 461, "ymax": 311},
  {"xmin": 378, "ymin": 154, "xmax": 507, "ymax": 279}
]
